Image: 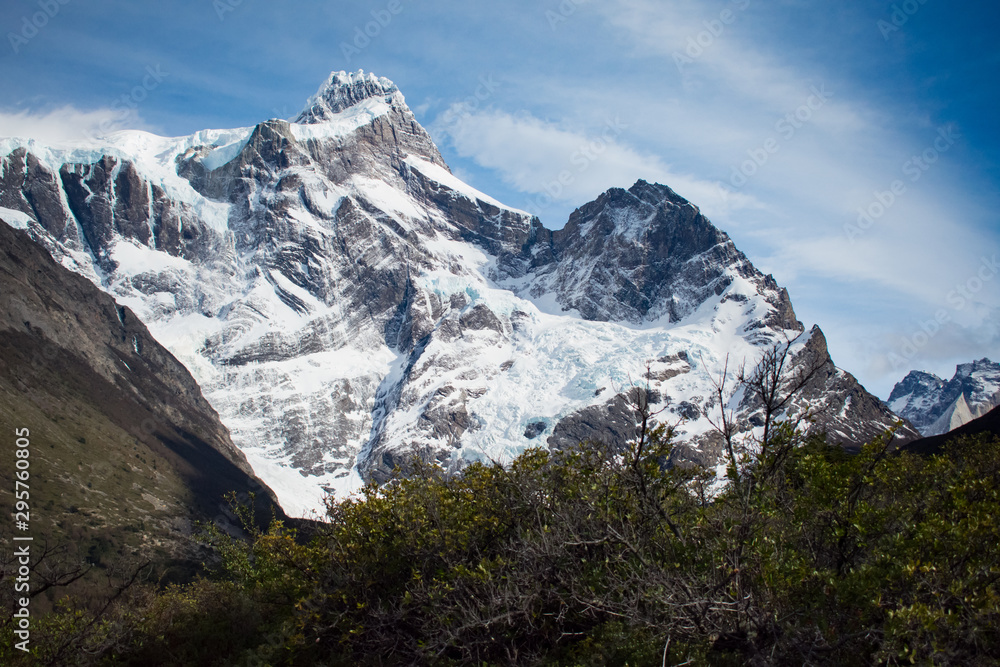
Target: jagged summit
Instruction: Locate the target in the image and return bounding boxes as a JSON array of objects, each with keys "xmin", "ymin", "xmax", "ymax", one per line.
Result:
[
  {"xmin": 956, "ymin": 358, "xmax": 999, "ymax": 379},
  {"xmin": 627, "ymin": 179, "xmax": 695, "ymax": 209},
  {"xmin": 295, "ymin": 70, "xmax": 405, "ymax": 124},
  {"xmin": 520, "ymin": 179, "xmax": 801, "ymax": 330},
  {"xmin": 889, "ymin": 358, "xmax": 1000, "ymax": 436},
  {"xmin": 560, "ymin": 180, "xmax": 720, "ymax": 246}
]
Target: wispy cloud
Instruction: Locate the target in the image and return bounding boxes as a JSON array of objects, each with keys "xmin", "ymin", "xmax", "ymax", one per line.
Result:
[
  {"xmin": 432, "ymin": 106, "xmax": 761, "ymax": 223},
  {"xmin": 0, "ymin": 106, "xmax": 152, "ymax": 144}
]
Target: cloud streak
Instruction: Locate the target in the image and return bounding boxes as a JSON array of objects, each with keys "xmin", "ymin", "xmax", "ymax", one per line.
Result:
[
  {"xmin": 433, "ymin": 106, "xmax": 761, "ymax": 225},
  {"xmin": 0, "ymin": 106, "xmax": 152, "ymax": 144}
]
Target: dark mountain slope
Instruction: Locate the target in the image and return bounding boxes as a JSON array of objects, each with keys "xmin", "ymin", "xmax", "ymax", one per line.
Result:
[{"xmin": 0, "ymin": 217, "xmax": 282, "ymax": 606}]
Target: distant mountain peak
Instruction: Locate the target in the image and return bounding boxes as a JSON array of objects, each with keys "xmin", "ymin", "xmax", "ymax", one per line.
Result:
[
  {"xmin": 956, "ymin": 357, "xmax": 998, "ymax": 377},
  {"xmin": 295, "ymin": 69, "xmax": 405, "ymax": 124},
  {"xmin": 889, "ymin": 370, "xmax": 945, "ymax": 399},
  {"xmin": 889, "ymin": 358, "xmax": 1000, "ymax": 436}
]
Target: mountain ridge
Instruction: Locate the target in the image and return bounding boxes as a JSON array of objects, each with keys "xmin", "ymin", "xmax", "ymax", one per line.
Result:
[{"xmin": 0, "ymin": 69, "xmax": 917, "ymax": 516}]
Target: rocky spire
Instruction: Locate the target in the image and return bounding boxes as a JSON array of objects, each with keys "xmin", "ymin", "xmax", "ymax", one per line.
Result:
[{"xmin": 294, "ymin": 70, "xmax": 405, "ymax": 124}]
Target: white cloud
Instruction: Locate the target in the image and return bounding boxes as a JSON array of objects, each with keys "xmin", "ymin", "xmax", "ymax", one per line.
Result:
[
  {"xmin": 432, "ymin": 106, "xmax": 761, "ymax": 221},
  {"xmin": 0, "ymin": 106, "xmax": 150, "ymax": 144},
  {"xmin": 597, "ymin": 0, "xmax": 872, "ymax": 130}
]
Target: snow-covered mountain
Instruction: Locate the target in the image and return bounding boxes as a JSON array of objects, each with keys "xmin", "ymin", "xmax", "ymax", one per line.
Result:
[
  {"xmin": 888, "ymin": 359, "xmax": 1000, "ymax": 436},
  {"xmin": 0, "ymin": 70, "xmax": 915, "ymax": 516}
]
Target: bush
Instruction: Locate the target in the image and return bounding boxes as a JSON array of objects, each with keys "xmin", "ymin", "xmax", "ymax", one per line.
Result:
[{"xmin": 7, "ymin": 430, "xmax": 999, "ymax": 666}]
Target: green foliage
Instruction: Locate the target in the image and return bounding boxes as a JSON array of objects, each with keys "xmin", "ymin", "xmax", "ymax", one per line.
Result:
[
  {"xmin": 297, "ymin": 426, "xmax": 704, "ymax": 664},
  {"xmin": 6, "ymin": 421, "xmax": 1000, "ymax": 664}
]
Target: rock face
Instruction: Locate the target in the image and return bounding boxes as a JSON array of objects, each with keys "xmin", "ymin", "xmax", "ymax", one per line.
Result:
[
  {"xmin": 767, "ymin": 326, "xmax": 921, "ymax": 451},
  {"xmin": 526, "ymin": 181, "xmax": 800, "ymax": 332},
  {"xmin": 888, "ymin": 359, "xmax": 1000, "ymax": 436},
  {"xmin": 0, "ymin": 70, "xmax": 915, "ymax": 516},
  {"xmin": 903, "ymin": 405, "xmax": 1000, "ymax": 456}
]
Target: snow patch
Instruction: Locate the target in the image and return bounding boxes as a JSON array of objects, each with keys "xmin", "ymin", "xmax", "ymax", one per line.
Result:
[
  {"xmin": 0, "ymin": 206, "xmax": 32, "ymax": 229},
  {"xmin": 405, "ymin": 155, "xmax": 529, "ymax": 214},
  {"xmin": 291, "ymin": 96, "xmax": 393, "ymax": 142}
]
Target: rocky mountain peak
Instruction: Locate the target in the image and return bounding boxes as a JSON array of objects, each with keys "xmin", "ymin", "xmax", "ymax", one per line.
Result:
[
  {"xmin": 294, "ymin": 70, "xmax": 405, "ymax": 124},
  {"xmin": 889, "ymin": 359, "xmax": 1000, "ymax": 436},
  {"xmin": 956, "ymin": 357, "xmax": 999, "ymax": 378},
  {"xmin": 887, "ymin": 370, "xmax": 944, "ymax": 405},
  {"xmin": 627, "ymin": 179, "xmax": 697, "ymax": 210},
  {"xmin": 528, "ymin": 178, "xmax": 799, "ymax": 330},
  {"xmin": 554, "ymin": 179, "xmax": 729, "ymax": 259}
]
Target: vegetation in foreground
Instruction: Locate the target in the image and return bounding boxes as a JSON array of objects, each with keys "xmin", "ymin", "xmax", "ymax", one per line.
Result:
[{"xmin": 3, "ymin": 348, "xmax": 1000, "ymax": 665}]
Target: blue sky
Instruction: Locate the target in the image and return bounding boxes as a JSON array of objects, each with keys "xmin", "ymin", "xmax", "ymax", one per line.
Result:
[{"xmin": 1, "ymin": 0, "xmax": 998, "ymax": 398}]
